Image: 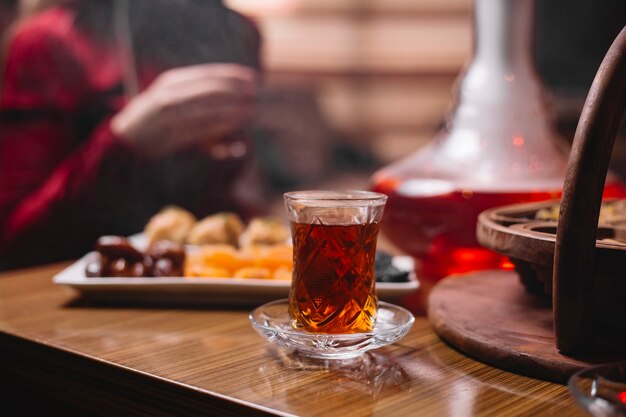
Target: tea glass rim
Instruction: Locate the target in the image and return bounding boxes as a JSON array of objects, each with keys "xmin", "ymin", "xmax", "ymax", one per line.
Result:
[{"xmin": 284, "ymin": 190, "xmax": 387, "ymax": 206}]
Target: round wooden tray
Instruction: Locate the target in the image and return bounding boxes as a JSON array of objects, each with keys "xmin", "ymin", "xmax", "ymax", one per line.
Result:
[
  {"xmin": 428, "ymin": 271, "xmax": 626, "ymax": 383},
  {"xmin": 477, "ymin": 199, "xmax": 626, "ymax": 295},
  {"xmin": 476, "ymin": 198, "xmax": 626, "ymax": 353}
]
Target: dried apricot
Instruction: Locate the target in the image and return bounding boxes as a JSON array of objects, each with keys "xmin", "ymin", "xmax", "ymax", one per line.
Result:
[{"xmin": 233, "ymin": 267, "xmax": 272, "ymax": 279}]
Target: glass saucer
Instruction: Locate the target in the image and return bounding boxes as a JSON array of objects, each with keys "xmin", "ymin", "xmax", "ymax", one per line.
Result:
[
  {"xmin": 249, "ymin": 299, "xmax": 415, "ymax": 360},
  {"xmin": 568, "ymin": 362, "xmax": 626, "ymax": 417}
]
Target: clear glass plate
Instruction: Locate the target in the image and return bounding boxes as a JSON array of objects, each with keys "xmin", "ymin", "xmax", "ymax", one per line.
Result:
[
  {"xmin": 568, "ymin": 362, "xmax": 626, "ymax": 417},
  {"xmin": 249, "ymin": 299, "xmax": 414, "ymax": 360}
]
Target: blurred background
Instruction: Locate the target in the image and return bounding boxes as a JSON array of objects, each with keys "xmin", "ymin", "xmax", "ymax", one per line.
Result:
[
  {"xmin": 228, "ymin": 0, "xmax": 474, "ymax": 206},
  {"xmin": 3, "ymin": 0, "xmax": 625, "ymax": 200},
  {"xmin": 226, "ymin": 0, "xmax": 626, "ymax": 195},
  {"xmin": 1, "ymin": 0, "xmax": 625, "ymax": 267}
]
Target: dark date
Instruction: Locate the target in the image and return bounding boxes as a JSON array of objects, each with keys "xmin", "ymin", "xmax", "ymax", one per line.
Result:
[
  {"xmin": 95, "ymin": 236, "xmax": 143, "ymax": 262},
  {"xmin": 86, "ymin": 236, "xmax": 185, "ymax": 278},
  {"xmin": 146, "ymin": 240, "xmax": 185, "ymax": 266}
]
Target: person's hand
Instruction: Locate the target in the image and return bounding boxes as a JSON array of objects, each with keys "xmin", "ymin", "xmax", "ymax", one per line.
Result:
[{"xmin": 111, "ymin": 63, "xmax": 258, "ymax": 157}]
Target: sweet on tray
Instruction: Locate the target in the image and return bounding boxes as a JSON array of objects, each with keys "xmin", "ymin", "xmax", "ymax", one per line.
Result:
[
  {"xmin": 86, "ymin": 206, "xmax": 293, "ymax": 280},
  {"xmin": 144, "ymin": 206, "xmax": 290, "ymax": 247},
  {"xmin": 84, "ymin": 206, "xmax": 412, "ymax": 283}
]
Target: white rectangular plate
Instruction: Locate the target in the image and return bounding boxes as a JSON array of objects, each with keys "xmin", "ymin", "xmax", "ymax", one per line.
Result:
[{"xmin": 53, "ymin": 254, "xmax": 419, "ymax": 306}]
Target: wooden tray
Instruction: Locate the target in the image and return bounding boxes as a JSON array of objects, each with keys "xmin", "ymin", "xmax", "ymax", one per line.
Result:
[
  {"xmin": 477, "ymin": 199, "xmax": 626, "ymax": 297},
  {"xmin": 428, "ymin": 271, "xmax": 626, "ymax": 383}
]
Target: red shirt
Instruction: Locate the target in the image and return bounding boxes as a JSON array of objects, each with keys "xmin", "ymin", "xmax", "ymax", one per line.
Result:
[{"xmin": 0, "ymin": 7, "xmax": 254, "ymax": 268}]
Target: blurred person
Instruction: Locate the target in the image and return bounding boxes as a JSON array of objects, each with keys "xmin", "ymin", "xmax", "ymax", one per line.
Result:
[{"xmin": 0, "ymin": 0, "xmax": 261, "ymax": 269}]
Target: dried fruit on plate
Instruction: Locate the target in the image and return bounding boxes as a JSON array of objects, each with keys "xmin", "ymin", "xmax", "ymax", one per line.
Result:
[
  {"xmin": 233, "ymin": 267, "xmax": 272, "ymax": 279},
  {"xmin": 183, "ymin": 243, "xmax": 293, "ymax": 279},
  {"xmin": 272, "ymin": 266, "xmax": 292, "ymax": 280},
  {"xmin": 184, "ymin": 263, "xmax": 230, "ymax": 278},
  {"xmin": 86, "ymin": 236, "xmax": 185, "ymax": 277},
  {"xmin": 189, "ymin": 244, "xmax": 252, "ymax": 273},
  {"xmin": 244, "ymin": 244, "xmax": 293, "ymax": 270}
]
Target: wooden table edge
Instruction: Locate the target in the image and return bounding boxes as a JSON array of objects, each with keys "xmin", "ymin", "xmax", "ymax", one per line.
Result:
[{"xmin": 0, "ymin": 330, "xmax": 293, "ymax": 416}]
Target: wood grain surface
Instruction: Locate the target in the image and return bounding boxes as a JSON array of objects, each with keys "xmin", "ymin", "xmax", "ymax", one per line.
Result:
[
  {"xmin": 0, "ymin": 263, "xmax": 583, "ymax": 416},
  {"xmin": 429, "ymin": 271, "xmax": 626, "ymax": 384}
]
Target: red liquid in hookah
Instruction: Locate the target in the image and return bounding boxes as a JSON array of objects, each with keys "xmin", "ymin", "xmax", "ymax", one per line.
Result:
[{"xmin": 373, "ymin": 178, "xmax": 626, "ymax": 281}]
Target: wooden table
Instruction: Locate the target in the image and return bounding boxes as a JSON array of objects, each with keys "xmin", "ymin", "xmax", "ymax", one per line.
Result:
[{"xmin": 0, "ymin": 263, "xmax": 583, "ymax": 416}]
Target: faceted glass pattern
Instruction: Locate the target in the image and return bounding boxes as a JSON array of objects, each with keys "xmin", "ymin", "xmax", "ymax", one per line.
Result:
[
  {"xmin": 284, "ymin": 191, "xmax": 387, "ymax": 334},
  {"xmin": 250, "ymin": 299, "xmax": 414, "ymax": 359}
]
